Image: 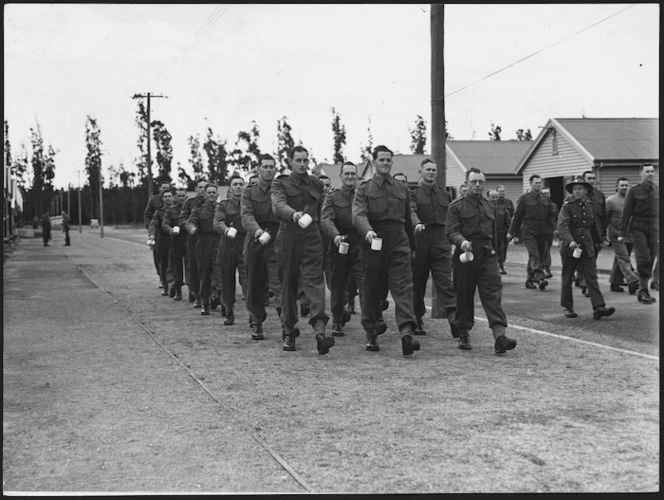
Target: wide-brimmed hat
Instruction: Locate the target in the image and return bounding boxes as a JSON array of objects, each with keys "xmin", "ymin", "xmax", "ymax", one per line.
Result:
[{"xmin": 565, "ymin": 176, "xmax": 594, "ymax": 194}]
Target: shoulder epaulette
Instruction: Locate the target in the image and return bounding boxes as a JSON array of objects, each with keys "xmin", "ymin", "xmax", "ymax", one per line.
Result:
[{"xmin": 450, "ymin": 196, "xmax": 464, "ymax": 205}]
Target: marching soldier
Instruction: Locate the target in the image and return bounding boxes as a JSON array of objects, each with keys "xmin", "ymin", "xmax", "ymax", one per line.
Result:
[
  {"xmin": 272, "ymin": 146, "xmax": 335, "ymax": 354},
  {"xmin": 214, "ymin": 175, "xmax": 248, "ymax": 326},
  {"xmin": 62, "ymin": 210, "xmax": 71, "ymax": 246},
  {"xmin": 162, "ymin": 188, "xmax": 188, "ymax": 301},
  {"xmin": 558, "ymin": 177, "xmax": 616, "ymax": 319},
  {"xmin": 409, "ymin": 159, "xmax": 457, "ymax": 338},
  {"xmin": 541, "ymin": 187, "xmax": 557, "ymax": 279},
  {"xmin": 144, "ymin": 180, "xmax": 172, "ymax": 284},
  {"xmin": 488, "ymin": 190, "xmax": 511, "ymax": 276},
  {"xmin": 148, "ymin": 190, "xmax": 176, "ymax": 296},
  {"xmin": 180, "ymin": 178, "xmax": 207, "ymax": 306},
  {"xmin": 241, "ymin": 154, "xmax": 282, "ymax": 340},
  {"xmin": 446, "ymin": 168, "xmax": 517, "ymax": 354},
  {"xmin": 352, "ymin": 145, "xmax": 420, "ymax": 355},
  {"xmin": 606, "ymin": 177, "xmax": 640, "ymax": 294},
  {"xmin": 320, "ymin": 161, "xmax": 363, "ymax": 337}
]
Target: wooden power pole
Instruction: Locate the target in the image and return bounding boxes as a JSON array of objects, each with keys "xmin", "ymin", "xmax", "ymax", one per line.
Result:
[
  {"xmin": 131, "ymin": 92, "xmax": 167, "ymax": 198},
  {"xmin": 431, "ymin": 4, "xmax": 446, "ymax": 318}
]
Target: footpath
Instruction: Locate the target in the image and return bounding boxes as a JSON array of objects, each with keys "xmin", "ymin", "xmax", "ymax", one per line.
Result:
[{"xmin": 3, "ymin": 234, "xmax": 298, "ymax": 493}]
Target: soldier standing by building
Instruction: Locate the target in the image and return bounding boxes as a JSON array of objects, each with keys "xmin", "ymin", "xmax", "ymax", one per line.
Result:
[
  {"xmin": 144, "ymin": 180, "xmax": 172, "ymax": 285},
  {"xmin": 495, "ymin": 185, "xmax": 514, "ymax": 274},
  {"xmin": 558, "ymin": 177, "xmax": 616, "ymax": 319},
  {"xmin": 488, "ymin": 190, "xmax": 511, "ymax": 277},
  {"xmin": 507, "ymin": 175, "xmax": 556, "ymax": 290},
  {"xmin": 180, "ymin": 178, "xmax": 207, "ymax": 306},
  {"xmin": 162, "ymin": 188, "xmax": 188, "ymax": 301},
  {"xmin": 409, "ymin": 159, "xmax": 457, "ymax": 338},
  {"xmin": 148, "ymin": 190, "xmax": 176, "ymax": 296},
  {"xmin": 241, "ymin": 154, "xmax": 282, "ymax": 341},
  {"xmin": 352, "ymin": 145, "xmax": 420, "ymax": 355},
  {"xmin": 62, "ymin": 210, "xmax": 71, "ymax": 246},
  {"xmin": 187, "ymin": 183, "xmax": 221, "ymax": 316},
  {"xmin": 619, "ymin": 163, "xmax": 659, "ymax": 304},
  {"xmin": 606, "ymin": 178, "xmax": 640, "ymax": 294},
  {"xmin": 447, "ymin": 168, "xmax": 517, "ymax": 354},
  {"xmin": 272, "ymin": 146, "xmax": 335, "ymax": 354},
  {"xmin": 41, "ymin": 210, "xmax": 51, "ymax": 247},
  {"xmin": 320, "ymin": 161, "xmax": 363, "ymax": 337},
  {"xmin": 214, "ymin": 175, "xmax": 248, "ymax": 326}
]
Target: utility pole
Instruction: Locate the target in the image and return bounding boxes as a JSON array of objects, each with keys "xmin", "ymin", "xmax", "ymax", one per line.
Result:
[
  {"xmin": 431, "ymin": 3, "xmax": 446, "ymax": 318},
  {"xmin": 78, "ymin": 170, "xmax": 82, "ymax": 233},
  {"xmin": 98, "ymin": 164, "xmax": 104, "ymax": 238},
  {"xmin": 131, "ymin": 92, "xmax": 168, "ymax": 199}
]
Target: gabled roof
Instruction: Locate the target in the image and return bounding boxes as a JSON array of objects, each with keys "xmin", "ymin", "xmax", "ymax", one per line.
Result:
[
  {"xmin": 516, "ymin": 117, "xmax": 659, "ymax": 173},
  {"xmin": 446, "ymin": 140, "xmax": 532, "ymax": 175}
]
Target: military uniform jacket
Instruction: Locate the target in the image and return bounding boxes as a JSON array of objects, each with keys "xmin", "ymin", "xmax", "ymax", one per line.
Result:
[
  {"xmin": 187, "ymin": 200, "xmax": 217, "ymax": 234},
  {"xmin": 161, "ymin": 202, "xmax": 184, "ymax": 235},
  {"xmin": 446, "ymin": 194, "xmax": 497, "ymax": 250},
  {"xmin": 144, "ymin": 194, "xmax": 164, "ymax": 229},
  {"xmin": 352, "ymin": 174, "xmax": 414, "ymax": 241},
  {"xmin": 241, "ymin": 179, "xmax": 280, "ymax": 235},
  {"xmin": 409, "ymin": 182, "xmax": 451, "ymax": 228},
  {"xmin": 149, "ymin": 204, "xmax": 174, "ymax": 238},
  {"xmin": 558, "ymin": 197, "xmax": 602, "ymax": 258},
  {"xmin": 492, "ymin": 201, "xmax": 512, "ymax": 235},
  {"xmin": 179, "ymin": 194, "xmax": 205, "ymax": 227},
  {"xmin": 214, "ymin": 196, "xmax": 246, "ymax": 237},
  {"xmin": 271, "ymin": 172, "xmax": 324, "ymax": 225},
  {"xmin": 320, "ymin": 185, "xmax": 358, "ymax": 240},
  {"xmin": 508, "ymin": 190, "xmax": 556, "ymax": 237},
  {"xmin": 497, "ymin": 197, "xmax": 515, "ymax": 218},
  {"xmin": 620, "ymin": 181, "xmax": 659, "ymax": 236}
]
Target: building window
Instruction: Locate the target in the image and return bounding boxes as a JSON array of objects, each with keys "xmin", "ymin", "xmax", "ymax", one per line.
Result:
[{"xmin": 551, "ymin": 129, "xmax": 558, "ymax": 156}]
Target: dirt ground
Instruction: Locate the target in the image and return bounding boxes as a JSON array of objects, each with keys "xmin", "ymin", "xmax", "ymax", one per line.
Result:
[{"xmin": 3, "ymin": 227, "xmax": 660, "ymax": 493}]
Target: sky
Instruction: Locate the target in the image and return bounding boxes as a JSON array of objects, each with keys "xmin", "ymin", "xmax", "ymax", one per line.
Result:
[{"xmin": 4, "ymin": 3, "xmax": 660, "ymax": 189}]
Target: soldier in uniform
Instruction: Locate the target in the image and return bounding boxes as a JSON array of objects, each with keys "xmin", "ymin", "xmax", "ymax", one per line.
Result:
[
  {"xmin": 62, "ymin": 210, "xmax": 71, "ymax": 246},
  {"xmin": 272, "ymin": 146, "xmax": 335, "ymax": 354},
  {"xmin": 488, "ymin": 190, "xmax": 511, "ymax": 276},
  {"xmin": 352, "ymin": 145, "xmax": 421, "ymax": 356},
  {"xmin": 180, "ymin": 178, "xmax": 207, "ymax": 306},
  {"xmin": 446, "ymin": 168, "xmax": 517, "ymax": 354},
  {"xmin": 409, "ymin": 159, "xmax": 457, "ymax": 338},
  {"xmin": 241, "ymin": 154, "xmax": 282, "ymax": 341},
  {"xmin": 393, "ymin": 172, "xmax": 408, "ymax": 186},
  {"xmin": 619, "ymin": 163, "xmax": 659, "ymax": 304},
  {"xmin": 144, "ymin": 180, "xmax": 172, "ymax": 283},
  {"xmin": 187, "ymin": 183, "xmax": 221, "ymax": 316},
  {"xmin": 214, "ymin": 175, "xmax": 248, "ymax": 326},
  {"xmin": 162, "ymin": 188, "xmax": 188, "ymax": 301},
  {"xmin": 558, "ymin": 177, "xmax": 616, "ymax": 319},
  {"xmin": 507, "ymin": 175, "xmax": 556, "ymax": 290},
  {"xmin": 320, "ymin": 161, "xmax": 363, "ymax": 337},
  {"xmin": 148, "ymin": 190, "xmax": 176, "ymax": 296},
  {"xmin": 495, "ymin": 185, "xmax": 514, "ymax": 274},
  {"xmin": 541, "ymin": 187, "xmax": 557, "ymax": 279},
  {"xmin": 41, "ymin": 210, "xmax": 51, "ymax": 246},
  {"xmin": 606, "ymin": 177, "xmax": 640, "ymax": 294},
  {"xmin": 455, "ymin": 183, "xmax": 468, "ymax": 200}
]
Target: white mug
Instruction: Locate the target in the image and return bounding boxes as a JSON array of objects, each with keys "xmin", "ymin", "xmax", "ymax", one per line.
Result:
[
  {"xmin": 573, "ymin": 246, "xmax": 583, "ymax": 259},
  {"xmin": 172, "ymin": 226, "xmax": 180, "ymax": 235},
  {"xmin": 339, "ymin": 241, "xmax": 349, "ymax": 254},
  {"xmin": 258, "ymin": 231, "xmax": 271, "ymax": 245},
  {"xmin": 227, "ymin": 227, "xmax": 237, "ymax": 239},
  {"xmin": 459, "ymin": 250, "xmax": 474, "ymax": 263},
  {"xmin": 371, "ymin": 237, "xmax": 383, "ymax": 251},
  {"xmin": 298, "ymin": 213, "xmax": 313, "ymax": 228}
]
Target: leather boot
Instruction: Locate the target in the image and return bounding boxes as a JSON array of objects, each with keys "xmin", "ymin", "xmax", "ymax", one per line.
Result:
[
  {"xmin": 414, "ymin": 319, "xmax": 426, "ymax": 336},
  {"xmin": 251, "ymin": 323, "xmax": 264, "ymax": 340},
  {"xmin": 282, "ymin": 332, "xmax": 296, "ymax": 351},
  {"xmin": 366, "ymin": 332, "xmax": 379, "ymax": 351},
  {"xmin": 161, "ymin": 282, "xmax": 169, "ymax": 296},
  {"xmin": 638, "ymin": 289, "xmax": 656, "ymax": 304},
  {"xmin": 188, "ymin": 290, "xmax": 196, "ymax": 303},
  {"xmin": 174, "ymin": 287, "xmax": 182, "ymax": 301},
  {"xmin": 401, "ymin": 333, "xmax": 420, "ymax": 356},
  {"xmin": 223, "ymin": 311, "xmax": 235, "ymax": 325},
  {"xmin": 201, "ymin": 300, "xmax": 210, "ymax": 315},
  {"xmin": 193, "ymin": 296, "xmax": 202, "ymax": 308},
  {"xmin": 332, "ymin": 320, "xmax": 344, "ymax": 337}
]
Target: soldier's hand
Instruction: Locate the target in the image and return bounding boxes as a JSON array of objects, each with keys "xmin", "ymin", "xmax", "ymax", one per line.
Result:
[
  {"xmin": 365, "ymin": 230, "xmax": 378, "ymax": 244},
  {"xmin": 190, "ymin": 227, "xmax": 197, "ymax": 235},
  {"xmin": 414, "ymin": 223, "xmax": 425, "ymax": 234},
  {"xmin": 292, "ymin": 211, "xmax": 303, "ymax": 223},
  {"xmin": 255, "ymin": 228, "xmax": 264, "ymax": 239},
  {"xmin": 617, "ymin": 236, "xmax": 624, "ymax": 242},
  {"xmin": 569, "ymin": 241, "xmax": 578, "ymax": 249},
  {"xmin": 460, "ymin": 240, "xmax": 472, "ymax": 252},
  {"xmin": 506, "ymin": 233, "xmax": 512, "ymax": 240},
  {"xmin": 334, "ymin": 235, "xmax": 343, "ymax": 247}
]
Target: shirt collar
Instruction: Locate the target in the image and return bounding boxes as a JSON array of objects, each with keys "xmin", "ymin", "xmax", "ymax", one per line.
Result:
[
  {"xmin": 291, "ymin": 171, "xmax": 309, "ymax": 186},
  {"xmin": 373, "ymin": 174, "xmax": 392, "ymax": 187},
  {"xmin": 340, "ymin": 184, "xmax": 355, "ymax": 197},
  {"xmin": 258, "ymin": 178, "xmax": 271, "ymax": 192}
]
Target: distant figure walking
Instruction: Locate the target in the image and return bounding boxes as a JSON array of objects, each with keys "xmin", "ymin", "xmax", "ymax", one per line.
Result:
[
  {"xmin": 41, "ymin": 211, "xmax": 52, "ymax": 247},
  {"xmin": 62, "ymin": 211, "xmax": 71, "ymax": 246}
]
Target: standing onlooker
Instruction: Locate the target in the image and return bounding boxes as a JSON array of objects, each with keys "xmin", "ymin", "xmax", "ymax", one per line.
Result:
[
  {"xmin": 558, "ymin": 177, "xmax": 616, "ymax": 320},
  {"xmin": 180, "ymin": 178, "xmax": 207, "ymax": 306},
  {"xmin": 410, "ymin": 159, "xmax": 457, "ymax": 338},
  {"xmin": 214, "ymin": 175, "xmax": 248, "ymax": 326},
  {"xmin": 241, "ymin": 154, "xmax": 282, "ymax": 340},
  {"xmin": 41, "ymin": 211, "xmax": 51, "ymax": 247},
  {"xmin": 606, "ymin": 178, "xmax": 640, "ymax": 294},
  {"xmin": 507, "ymin": 175, "xmax": 556, "ymax": 290},
  {"xmin": 488, "ymin": 190, "xmax": 512, "ymax": 276},
  {"xmin": 144, "ymin": 181, "xmax": 172, "ymax": 285},
  {"xmin": 352, "ymin": 145, "xmax": 420, "ymax": 355},
  {"xmin": 619, "ymin": 164, "xmax": 659, "ymax": 304},
  {"xmin": 320, "ymin": 161, "xmax": 364, "ymax": 337},
  {"xmin": 446, "ymin": 168, "xmax": 517, "ymax": 354},
  {"xmin": 272, "ymin": 146, "xmax": 335, "ymax": 354},
  {"xmin": 62, "ymin": 210, "xmax": 71, "ymax": 246},
  {"xmin": 495, "ymin": 185, "xmax": 514, "ymax": 274}
]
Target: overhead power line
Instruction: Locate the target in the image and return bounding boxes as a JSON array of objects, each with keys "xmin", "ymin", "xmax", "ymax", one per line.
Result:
[{"xmin": 444, "ymin": 5, "xmax": 636, "ymax": 100}]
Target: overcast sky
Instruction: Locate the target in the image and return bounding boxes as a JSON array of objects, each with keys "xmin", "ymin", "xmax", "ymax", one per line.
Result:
[{"xmin": 4, "ymin": 3, "xmax": 659, "ymax": 189}]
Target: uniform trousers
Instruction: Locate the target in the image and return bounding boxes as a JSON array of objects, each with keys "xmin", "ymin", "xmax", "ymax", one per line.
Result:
[
  {"xmin": 275, "ymin": 224, "xmax": 329, "ymax": 332},
  {"xmin": 360, "ymin": 226, "xmax": 416, "ymax": 334},
  {"xmin": 631, "ymin": 227, "xmax": 658, "ymax": 287},
  {"xmin": 328, "ymin": 234, "xmax": 364, "ymax": 322},
  {"xmin": 196, "ymin": 232, "xmax": 220, "ymax": 302},
  {"xmin": 64, "ymin": 228, "xmax": 71, "ymax": 246},
  {"xmin": 169, "ymin": 233, "xmax": 187, "ymax": 289},
  {"xmin": 496, "ymin": 232, "xmax": 508, "ymax": 266},
  {"xmin": 560, "ymin": 253, "xmax": 605, "ymax": 310},
  {"xmin": 609, "ymin": 239, "xmax": 638, "ymax": 286},
  {"xmin": 217, "ymin": 234, "xmax": 248, "ymax": 313},
  {"xmin": 413, "ymin": 226, "xmax": 456, "ymax": 322},
  {"xmin": 244, "ymin": 229, "xmax": 281, "ymax": 325},
  {"xmin": 452, "ymin": 246, "xmax": 507, "ymax": 335},
  {"xmin": 156, "ymin": 233, "xmax": 171, "ymax": 287},
  {"xmin": 187, "ymin": 233, "xmax": 200, "ymax": 298},
  {"xmin": 542, "ymin": 232, "xmax": 554, "ymax": 270},
  {"xmin": 522, "ymin": 230, "xmax": 548, "ymax": 280}
]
